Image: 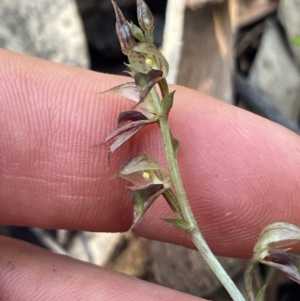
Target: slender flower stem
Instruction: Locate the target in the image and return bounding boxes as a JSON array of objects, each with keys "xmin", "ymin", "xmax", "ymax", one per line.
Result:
[
  {"xmin": 151, "ymin": 87, "xmax": 246, "ymax": 301},
  {"xmin": 111, "ymin": 1, "xmax": 246, "ymax": 299}
]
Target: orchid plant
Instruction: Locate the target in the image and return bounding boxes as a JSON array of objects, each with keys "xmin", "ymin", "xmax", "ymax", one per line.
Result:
[{"xmin": 101, "ymin": 1, "xmax": 300, "ymax": 300}]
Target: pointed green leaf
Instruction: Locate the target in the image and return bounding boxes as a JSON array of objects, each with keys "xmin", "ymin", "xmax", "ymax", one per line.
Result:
[
  {"xmin": 171, "ymin": 131, "xmax": 179, "ymax": 157},
  {"xmin": 161, "ymin": 217, "xmax": 191, "ymax": 231},
  {"xmin": 123, "ymin": 63, "xmax": 136, "ymax": 77},
  {"xmin": 161, "ymin": 91, "xmax": 175, "ymax": 117}
]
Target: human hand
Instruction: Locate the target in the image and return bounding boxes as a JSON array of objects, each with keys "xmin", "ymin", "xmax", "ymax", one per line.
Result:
[{"xmin": 0, "ymin": 49, "xmax": 300, "ymax": 300}]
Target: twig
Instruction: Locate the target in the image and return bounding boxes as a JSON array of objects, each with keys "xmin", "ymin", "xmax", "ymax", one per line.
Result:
[
  {"xmin": 78, "ymin": 231, "xmax": 94, "ymax": 263},
  {"xmin": 29, "ymin": 228, "xmax": 68, "ymax": 255},
  {"xmin": 235, "ymin": 73, "xmax": 300, "ymax": 134},
  {"xmin": 236, "ymin": 23, "xmax": 265, "ymax": 57}
]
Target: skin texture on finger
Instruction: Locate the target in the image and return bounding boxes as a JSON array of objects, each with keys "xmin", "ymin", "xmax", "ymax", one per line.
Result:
[
  {"xmin": 0, "ymin": 236, "xmax": 201, "ymax": 301},
  {"xmin": 0, "ymin": 49, "xmax": 300, "ymax": 257}
]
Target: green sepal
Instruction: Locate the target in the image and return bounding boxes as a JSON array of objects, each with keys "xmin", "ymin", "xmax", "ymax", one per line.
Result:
[
  {"xmin": 158, "ymin": 78, "xmax": 169, "ymax": 98},
  {"xmin": 244, "ymin": 258, "xmax": 259, "ymax": 301},
  {"xmin": 161, "ymin": 217, "xmax": 191, "ymax": 231},
  {"xmin": 123, "ymin": 63, "xmax": 135, "ymax": 77},
  {"xmin": 128, "ymin": 42, "xmax": 169, "ymax": 77},
  {"xmin": 161, "ymin": 91, "xmax": 175, "ymax": 118},
  {"xmin": 129, "ymin": 22, "xmax": 145, "ymax": 42},
  {"xmin": 245, "ymin": 221, "xmax": 300, "ymax": 301},
  {"xmin": 255, "ymin": 284, "xmax": 267, "ymax": 301},
  {"xmin": 162, "ymin": 189, "xmax": 182, "ymax": 217},
  {"xmin": 135, "ymin": 69, "xmax": 163, "ymax": 103}
]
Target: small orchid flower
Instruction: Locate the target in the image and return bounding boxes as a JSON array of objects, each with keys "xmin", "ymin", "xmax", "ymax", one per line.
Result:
[
  {"xmin": 100, "ymin": 81, "xmax": 159, "ymax": 156},
  {"xmin": 104, "ymin": 110, "xmax": 157, "ymax": 155},
  {"xmin": 245, "ymin": 222, "xmax": 300, "ymax": 301},
  {"xmin": 118, "ymin": 155, "xmax": 172, "ymax": 226},
  {"xmin": 128, "ymin": 42, "xmax": 169, "ymax": 77}
]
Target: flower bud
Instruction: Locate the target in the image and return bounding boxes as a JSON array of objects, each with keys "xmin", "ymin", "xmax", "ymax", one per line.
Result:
[
  {"xmin": 112, "ymin": 1, "xmax": 135, "ymax": 55},
  {"xmin": 118, "ymin": 155, "xmax": 171, "ymax": 227},
  {"xmin": 129, "ymin": 22, "xmax": 145, "ymax": 42},
  {"xmin": 137, "ymin": 0, "xmax": 154, "ymax": 42}
]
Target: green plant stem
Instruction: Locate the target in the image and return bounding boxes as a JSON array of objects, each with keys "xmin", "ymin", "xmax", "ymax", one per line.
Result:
[{"xmin": 150, "ymin": 87, "xmax": 246, "ymax": 301}]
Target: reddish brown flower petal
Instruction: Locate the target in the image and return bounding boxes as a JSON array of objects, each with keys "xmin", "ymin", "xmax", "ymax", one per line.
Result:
[
  {"xmin": 109, "ymin": 126, "xmax": 143, "ymax": 155},
  {"xmin": 131, "ymin": 183, "xmax": 165, "ymax": 227},
  {"xmin": 104, "ymin": 118, "xmax": 157, "ymax": 156},
  {"xmin": 135, "ymin": 69, "xmax": 163, "ymax": 103},
  {"xmin": 100, "ymin": 82, "xmax": 139, "ymax": 103},
  {"xmin": 263, "ymin": 253, "xmax": 300, "ymax": 284},
  {"xmin": 118, "ymin": 111, "xmax": 148, "ymax": 127},
  {"xmin": 105, "ymin": 119, "xmax": 153, "ymax": 145}
]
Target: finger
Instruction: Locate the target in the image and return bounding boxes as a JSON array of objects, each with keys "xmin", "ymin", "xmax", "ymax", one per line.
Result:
[
  {"xmin": 1, "ymin": 49, "xmax": 300, "ymax": 257},
  {"xmin": 0, "ymin": 236, "xmax": 202, "ymax": 301}
]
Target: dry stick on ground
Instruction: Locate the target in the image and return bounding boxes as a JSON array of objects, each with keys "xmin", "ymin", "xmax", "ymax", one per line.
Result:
[
  {"xmin": 29, "ymin": 228, "xmax": 68, "ymax": 255},
  {"xmin": 163, "ymin": 0, "xmax": 237, "ymax": 103},
  {"xmin": 238, "ymin": 1, "xmax": 278, "ymax": 28}
]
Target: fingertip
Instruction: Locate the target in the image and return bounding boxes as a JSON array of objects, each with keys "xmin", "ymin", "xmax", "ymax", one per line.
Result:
[{"xmin": 0, "ymin": 236, "xmax": 201, "ymax": 301}]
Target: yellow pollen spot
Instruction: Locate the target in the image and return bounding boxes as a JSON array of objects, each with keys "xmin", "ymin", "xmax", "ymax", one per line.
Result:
[
  {"xmin": 145, "ymin": 57, "xmax": 153, "ymax": 67},
  {"xmin": 142, "ymin": 171, "xmax": 151, "ymax": 180}
]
